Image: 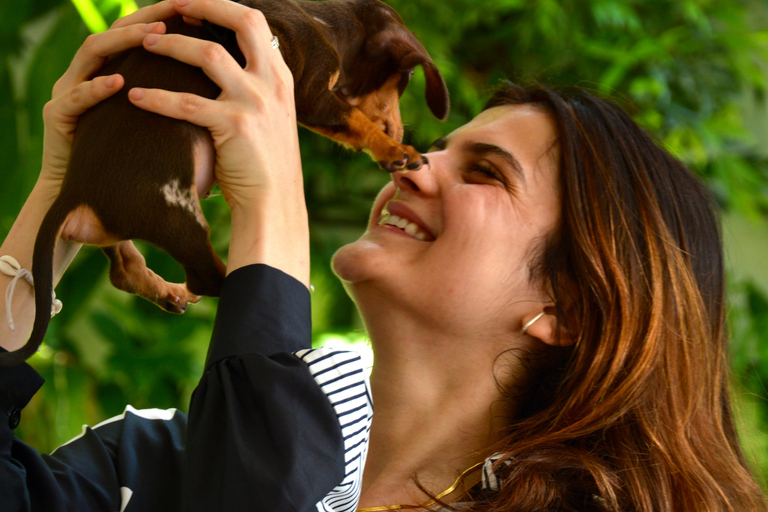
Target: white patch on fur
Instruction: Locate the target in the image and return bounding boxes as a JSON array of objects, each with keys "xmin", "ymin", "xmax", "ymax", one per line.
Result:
[
  {"xmin": 329, "ymin": 70, "xmax": 340, "ymax": 91},
  {"xmin": 161, "ymin": 179, "xmax": 206, "ymax": 227},
  {"xmin": 313, "ymin": 16, "xmax": 328, "ymax": 26}
]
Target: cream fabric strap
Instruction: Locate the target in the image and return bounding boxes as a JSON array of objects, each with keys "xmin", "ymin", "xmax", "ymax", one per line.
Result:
[{"xmin": 0, "ymin": 255, "xmax": 61, "ymax": 331}]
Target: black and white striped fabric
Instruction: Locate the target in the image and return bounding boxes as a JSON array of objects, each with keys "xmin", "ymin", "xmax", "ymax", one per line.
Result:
[
  {"xmin": 295, "ymin": 348, "xmax": 373, "ymax": 512},
  {"xmin": 481, "ymin": 454, "xmax": 511, "ymax": 492}
]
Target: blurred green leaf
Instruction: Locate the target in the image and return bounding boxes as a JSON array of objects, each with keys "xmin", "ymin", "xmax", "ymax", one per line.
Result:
[{"xmin": 3, "ymin": 2, "xmax": 768, "ymax": 489}]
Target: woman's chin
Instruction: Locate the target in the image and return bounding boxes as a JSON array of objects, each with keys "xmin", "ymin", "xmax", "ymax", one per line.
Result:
[{"xmin": 331, "ymin": 238, "xmax": 384, "ymax": 284}]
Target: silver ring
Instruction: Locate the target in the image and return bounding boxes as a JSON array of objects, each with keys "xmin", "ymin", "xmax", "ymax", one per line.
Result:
[{"xmin": 270, "ymin": 35, "xmax": 279, "ymax": 50}]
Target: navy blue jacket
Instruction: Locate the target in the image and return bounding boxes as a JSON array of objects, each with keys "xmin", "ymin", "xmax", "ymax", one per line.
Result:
[{"xmin": 0, "ymin": 264, "xmax": 346, "ymax": 512}]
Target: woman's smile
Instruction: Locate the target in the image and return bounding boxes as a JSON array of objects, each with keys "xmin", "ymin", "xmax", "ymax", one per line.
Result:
[{"xmin": 376, "ymin": 198, "xmax": 436, "ymax": 241}]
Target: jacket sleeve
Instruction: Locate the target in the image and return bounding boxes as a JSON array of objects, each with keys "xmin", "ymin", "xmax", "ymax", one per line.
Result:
[
  {"xmin": 0, "ymin": 359, "xmax": 52, "ymax": 512},
  {"xmin": 182, "ymin": 264, "xmax": 346, "ymax": 512},
  {"xmin": 0, "ymin": 354, "xmax": 132, "ymax": 512},
  {"xmin": 0, "ymin": 264, "xmax": 346, "ymax": 512},
  {"xmin": 1, "ymin": 355, "xmax": 190, "ymax": 512}
]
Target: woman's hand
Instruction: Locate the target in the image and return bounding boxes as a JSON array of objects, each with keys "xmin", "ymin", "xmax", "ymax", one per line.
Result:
[
  {"xmin": 39, "ymin": 1, "xmax": 176, "ymax": 192},
  {"xmin": 128, "ymin": 0, "xmax": 299, "ymax": 209},
  {"xmin": 127, "ymin": 0, "xmax": 309, "ymax": 284}
]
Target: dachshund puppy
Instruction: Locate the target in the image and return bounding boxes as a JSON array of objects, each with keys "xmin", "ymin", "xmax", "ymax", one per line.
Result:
[{"xmin": 0, "ymin": 0, "xmax": 448, "ymax": 366}]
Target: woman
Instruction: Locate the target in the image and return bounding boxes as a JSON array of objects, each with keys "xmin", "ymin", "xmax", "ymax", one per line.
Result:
[{"xmin": 0, "ymin": 0, "xmax": 765, "ymax": 510}]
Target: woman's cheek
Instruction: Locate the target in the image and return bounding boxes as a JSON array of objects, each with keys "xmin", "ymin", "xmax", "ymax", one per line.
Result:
[{"xmin": 443, "ymin": 185, "xmax": 518, "ymax": 241}]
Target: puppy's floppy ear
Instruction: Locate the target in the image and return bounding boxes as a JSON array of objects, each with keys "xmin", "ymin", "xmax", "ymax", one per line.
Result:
[
  {"xmin": 399, "ymin": 53, "xmax": 449, "ymax": 121},
  {"xmin": 368, "ymin": 28, "xmax": 450, "ymax": 121}
]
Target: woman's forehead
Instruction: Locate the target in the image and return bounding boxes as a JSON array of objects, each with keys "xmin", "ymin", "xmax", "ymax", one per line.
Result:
[
  {"xmin": 449, "ymin": 104, "xmax": 553, "ymax": 140},
  {"xmin": 442, "ymin": 104, "xmax": 558, "ymax": 171}
]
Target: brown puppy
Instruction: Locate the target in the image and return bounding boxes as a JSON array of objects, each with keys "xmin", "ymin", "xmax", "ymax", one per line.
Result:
[{"xmin": 1, "ymin": 0, "xmax": 448, "ymax": 366}]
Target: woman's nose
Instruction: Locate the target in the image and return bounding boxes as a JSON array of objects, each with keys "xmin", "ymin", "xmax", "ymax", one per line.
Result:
[{"xmin": 391, "ymin": 154, "xmax": 441, "ymax": 196}]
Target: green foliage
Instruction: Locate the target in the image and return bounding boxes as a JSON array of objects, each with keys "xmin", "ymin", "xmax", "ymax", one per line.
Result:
[{"xmin": 3, "ymin": 1, "xmax": 768, "ymax": 489}]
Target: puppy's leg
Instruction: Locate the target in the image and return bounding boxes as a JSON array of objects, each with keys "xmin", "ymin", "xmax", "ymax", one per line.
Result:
[
  {"xmin": 103, "ymin": 241, "xmax": 201, "ymax": 314},
  {"xmin": 104, "ymin": 198, "xmax": 225, "ymax": 307},
  {"xmin": 148, "ymin": 214, "xmax": 226, "ymax": 298},
  {"xmin": 58, "ymin": 205, "xmax": 199, "ymax": 313},
  {"xmin": 177, "ymin": 238, "xmax": 227, "ymax": 298},
  {"xmin": 142, "ymin": 177, "xmax": 226, "ymax": 298}
]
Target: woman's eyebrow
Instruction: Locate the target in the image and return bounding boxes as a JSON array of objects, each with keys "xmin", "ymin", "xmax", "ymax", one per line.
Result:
[{"xmin": 427, "ymin": 137, "xmax": 526, "ymax": 184}]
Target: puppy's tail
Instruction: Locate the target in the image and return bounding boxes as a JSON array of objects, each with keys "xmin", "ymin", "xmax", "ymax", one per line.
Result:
[{"xmin": 0, "ymin": 199, "xmax": 70, "ymax": 366}]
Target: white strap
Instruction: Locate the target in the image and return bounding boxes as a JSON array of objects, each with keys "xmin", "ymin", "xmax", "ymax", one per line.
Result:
[{"xmin": 1, "ymin": 255, "xmax": 62, "ymax": 331}]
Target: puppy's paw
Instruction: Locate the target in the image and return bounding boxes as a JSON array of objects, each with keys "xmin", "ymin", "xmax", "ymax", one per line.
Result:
[
  {"xmin": 156, "ymin": 283, "xmax": 201, "ymax": 314},
  {"xmin": 377, "ymin": 143, "xmax": 426, "ymax": 172}
]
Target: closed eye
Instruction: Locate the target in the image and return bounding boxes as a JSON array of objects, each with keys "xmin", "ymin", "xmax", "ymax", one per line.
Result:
[{"xmin": 467, "ymin": 162, "xmax": 507, "ymax": 186}]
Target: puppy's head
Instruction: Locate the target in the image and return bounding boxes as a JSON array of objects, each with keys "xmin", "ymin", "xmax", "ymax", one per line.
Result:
[{"xmin": 334, "ymin": 0, "xmax": 449, "ymax": 140}]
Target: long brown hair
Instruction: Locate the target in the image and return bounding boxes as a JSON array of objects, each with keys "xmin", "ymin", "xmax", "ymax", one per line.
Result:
[{"xmin": 476, "ymin": 84, "xmax": 767, "ymax": 512}]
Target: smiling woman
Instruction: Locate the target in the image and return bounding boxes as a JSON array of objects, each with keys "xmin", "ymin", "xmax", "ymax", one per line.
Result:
[
  {"xmin": 0, "ymin": 0, "xmax": 766, "ymax": 510},
  {"xmin": 330, "ymin": 83, "xmax": 768, "ymax": 511}
]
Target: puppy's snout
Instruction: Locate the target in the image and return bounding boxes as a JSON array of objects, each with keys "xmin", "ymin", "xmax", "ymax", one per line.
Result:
[
  {"xmin": 385, "ymin": 122, "xmax": 403, "ymax": 143},
  {"xmin": 380, "ymin": 116, "xmax": 404, "ymax": 142}
]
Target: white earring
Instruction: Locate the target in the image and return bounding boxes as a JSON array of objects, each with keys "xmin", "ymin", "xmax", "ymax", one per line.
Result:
[{"xmin": 521, "ymin": 311, "xmax": 546, "ymax": 335}]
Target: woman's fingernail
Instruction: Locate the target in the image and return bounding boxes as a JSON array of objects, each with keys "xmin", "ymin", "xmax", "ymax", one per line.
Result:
[
  {"xmin": 143, "ymin": 22, "xmax": 159, "ymax": 32},
  {"xmin": 144, "ymin": 33, "xmax": 161, "ymax": 45},
  {"xmin": 104, "ymin": 75, "xmax": 116, "ymax": 87},
  {"xmin": 173, "ymin": 0, "xmax": 190, "ymax": 6},
  {"xmin": 129, "ymin": 88, "xmax": 145, "ymax": 101}
]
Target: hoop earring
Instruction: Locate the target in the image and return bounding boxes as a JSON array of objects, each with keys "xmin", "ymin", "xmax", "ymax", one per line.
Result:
[{"xmin": 521, "ymin": 311, "xmax": 546, "ymax": 335}]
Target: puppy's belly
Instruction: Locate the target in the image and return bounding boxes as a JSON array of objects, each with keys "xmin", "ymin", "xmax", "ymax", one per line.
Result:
[{"xmin": 59, "ymin": 205, "xmax": 121, "ymax": 246}]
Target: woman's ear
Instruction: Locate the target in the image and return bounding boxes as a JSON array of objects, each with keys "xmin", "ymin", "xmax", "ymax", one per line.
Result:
[{"xmin": 520, "ymin": 306, "xmax": 575, "ymax": 347}]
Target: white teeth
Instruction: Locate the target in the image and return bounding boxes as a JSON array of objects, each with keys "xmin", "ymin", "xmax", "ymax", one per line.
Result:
[{"xmin": 378, "ymin": 213, "xmax": 430, "ymax": 241}]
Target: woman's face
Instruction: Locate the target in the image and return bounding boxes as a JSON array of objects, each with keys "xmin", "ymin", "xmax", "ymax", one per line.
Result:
[{"xmin": 332, "ymin": 104, "xmax": 561, "ymax": 338}]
